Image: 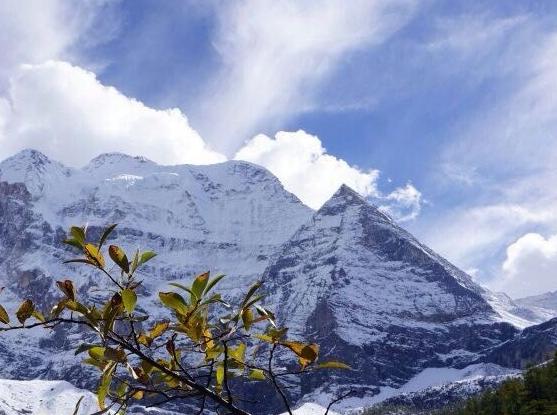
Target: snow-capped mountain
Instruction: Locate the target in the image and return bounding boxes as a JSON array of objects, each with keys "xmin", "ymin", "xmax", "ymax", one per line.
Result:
[
  {"xmin": 263, "ymin": 185, "xmax": 518, "ymax": 399},
  {"xmin": 515, "ymin": 291, "xmax": 557, "ymax": 321},
  {"xmin": 0, "ymin": 149, "xmax": 312, "ymax": 384},
  {"xmin": 362, "ymin": 363, "xmax": 520, "ymax": 414},
  {"xmin": 0, "ymin": 149, "xmax": 554, "ymax": 413}
]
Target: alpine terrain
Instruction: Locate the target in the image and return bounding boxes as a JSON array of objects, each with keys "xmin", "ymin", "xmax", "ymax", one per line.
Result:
[{"xmin": 0, "ymin": 149, "xmax": 556, "ymax": 413}]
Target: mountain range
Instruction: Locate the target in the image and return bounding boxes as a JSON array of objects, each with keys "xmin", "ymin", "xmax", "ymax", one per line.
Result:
[{"xmin": 1, "ymin": 149, "xmax": 556, "ymax": 414}]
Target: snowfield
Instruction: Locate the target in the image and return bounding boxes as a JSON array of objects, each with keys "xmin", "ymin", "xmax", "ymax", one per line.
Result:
[{"xmin": 0, "ymin": 149, "xmax": 554, "ymax": 413}]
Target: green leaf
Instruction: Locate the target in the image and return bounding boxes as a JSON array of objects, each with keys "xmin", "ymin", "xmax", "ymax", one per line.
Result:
[
  {"xmin": 98, "ymin": 224, "xmax": 117, "ymax": 249},
  {"xmin": 63, "ymin": 238, "xmax": 83, "ymax": 250},
  {"xmin": 316, "ymin": 360, "xmax": 351, "ymax": 370},
  {"xmin": 191, "ymin": 272, "xmax": 210, "ymax": 301},
  {"xmin": 168, "ymin": 282, "xmax": 196, "ymax": 299},
  {"xmin": 241, "ymin": 281, "xmax": 262, "ymax": 307},
  {"xmin": 70, "ymin": 226, "xmax": 86, "ymax": 246},
  {"xmin": 200, "ymin": 293, "xmax": 229, "ymax": 307},
  {"xmin": 241, "ymin": 307, "xmax": 254, "ymax": 331},
  {"xmin": 159, "ymin": 292, "xmax": 189, "ymax": 315},
  {"xmin": 72, "ymin": 396, "xmax": 84, "ymax": 415},
  {"xmin": 66, "ymin": 300, "xmax": 89, "ymax": 316},
  {"xmin": 75, "ymin": 343, "xmax": 101, "ymax": 356},
  {"xmin": 248, "ymin": 369, "xmax": 266, "ymax": 381},
  {"xmin": 104, "ymin": 347, "xmax": 127, "ymax": 363},
  {"xmin": 98, "ymin": 362, "xmax": 116, "ymax": 410},
  {"xmin": 204, "ymin": 274, "xmax": 225, "ymax": 296},
  {"xmin": 0, "ymin": 304, "xmax": 9, "ymax": 324},
  {"xmin": 50, "ymin": 299, "xmax": 67, "ymax": 318},
  {"xmin": 32, "ymin": 310, "xmax": 45, "ymax": 322},
  {"xmin": 139, "ymin": 251, "xmax": 157, "ymax": 266},
  {"xmin": 88, "ymin": 346, "xmax": 107, "ymax": 361},
  {"xmin": 229, "ymin": 342, "xmax": 246, "ymax": 365},
  {"xmin": 264, "ymin": 327, "xmax": 288, "ymax": 342},
  {"xmin": 108, "ymin": 245, "xmax": 129, "ymax": 273},
  {"xmin": 121, "ymin": 289, "xmax": 137, "ymax": 314},
  {"xmin": 130, "ymin": 250, "xmax": 140, "ymax": 274},
  {"xmin": 16, "ymin": 299, "xmax": 34, "ymax": 324}
]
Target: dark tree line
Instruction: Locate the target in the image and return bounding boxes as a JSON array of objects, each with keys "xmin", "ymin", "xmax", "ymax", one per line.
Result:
[{"xmin": 437, "ymin": 353, "xmax": 557, "ymax": 415}]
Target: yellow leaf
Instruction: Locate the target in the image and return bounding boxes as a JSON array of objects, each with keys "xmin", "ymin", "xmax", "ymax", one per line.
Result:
[
  {"xmin": 88, "ymin": 346, "xmax": 106, "ymax": 361},
  {"xmin": 98, "ymin": 362, "xmax": 116, "ymax": 410},
  {"xmin": 191, "ymin": 271, "xmax": 210, "ymax": 301},
  {"xmin": 0, "ymin": 304, "xmax": 9, "ymax": 324},
  {"xmin": 84, "ymin": 243, "xmax": 105, "ymax": 268},
  {"xmin": 149, "ymin": 321, "xmax": 169, "ymax": 339},
  {"xmin": 249, "ymin": 369, "xmax": 266, "ymax": 381},
  {"xmin": 138, "ymin": 333, "xmax": 152, "ymax": 347},
  {"xmin": 121, "ymin": 289, "xmax": 137, "ymax": 314},
  {"xmin": 216, "ymin": 364, "xmax": 224, "ymax": 385},
  {"xmin": 282, "ymin": 341, "xmax": 319, "ymax": 369},
  {"xmin": 109, "ymin": 245, "xmax": 129, "ymax": 273},
  {"xmin": 317, "ymin": 360, "xmax": 351, "ymax": 370},
  {"xmin": 16, "ymin": 299, "xmax": 34, "ymax": 324},
  {"xmin": 241, "ymin": 307, "xmax": 254, "ymax": 331},
  {"xmin": 132, "ymin": 390, "xmax": 144, "ymax": 400},
  {"xmin": 159, "ymin": 292, "xmax": 189, "ymax": 315}
]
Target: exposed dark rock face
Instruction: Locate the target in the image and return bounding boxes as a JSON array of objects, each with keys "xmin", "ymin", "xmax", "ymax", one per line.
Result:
[
  {"xmin": 263, "ymin": 185, "xmax": 518, "ymax": 400},
  {"xmin": 0, "ymin": 150, "xmax": 554, "ymax": 414},
  {"xmin": 482, "ymin": 317, "xmax": 557, "ymax": 369}
]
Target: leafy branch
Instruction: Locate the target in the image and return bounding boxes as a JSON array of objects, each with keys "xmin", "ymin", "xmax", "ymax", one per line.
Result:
[{"xmin": 0, "ymin": 224, "xmax": 351, "ymax": 414}]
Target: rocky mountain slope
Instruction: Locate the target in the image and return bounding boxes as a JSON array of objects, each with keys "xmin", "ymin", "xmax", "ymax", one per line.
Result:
[
  {"xmin": 263, "ymin": 185, "xmax": 519, "ymax": 402},
  {"xmin": 515, "ymin": 291, "xmax": 557, "ymax": 321},
  {"xmin": 0, "ymin": 149, "xmax": 553, "ymax": 413}
]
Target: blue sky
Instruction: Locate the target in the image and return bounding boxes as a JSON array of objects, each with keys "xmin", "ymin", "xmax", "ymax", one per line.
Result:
[{"xmin": 1, "ymin": 0, "xmax": 557, "ymax": 298}]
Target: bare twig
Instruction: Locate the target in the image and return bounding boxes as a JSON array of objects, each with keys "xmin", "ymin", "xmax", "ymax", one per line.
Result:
[{"xmin": 324, "ymin": 390, "xmax": 355, "ymax": 415}]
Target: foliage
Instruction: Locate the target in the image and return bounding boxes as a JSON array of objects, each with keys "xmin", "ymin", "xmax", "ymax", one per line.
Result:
[
  {"xmin": 0, "ymin": 224, "xmax": 350, "ymax": 415},
  {"xmin": 434, "ymin": 352, "xmax": 557, "ymax": 415}
]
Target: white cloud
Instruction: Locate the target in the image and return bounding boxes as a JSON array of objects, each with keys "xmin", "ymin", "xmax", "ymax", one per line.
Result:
[
  {"xmin": 416, "ymin": 203, "xmax": 557, "ymax": 277},
  {"xmin": 0, "ymin": 61, "xmax": 225, "ymax": 166},
  {"xmin": 417, "ymin": 21, "xmax": 557, "ymax": 291},
  {"xmin": 0, "ymin": 62, "xmax": 421, "ymax": 214},
  {"xmin": 234, "ymin": 130, "xmax": 380, "ymax": 209},
  {"xmin": 0, "ymin": 2, "xmax": 423, "ymax": 218},
  {"xmin": 379, "ymin": 183, "xmax": 422, "ymax": 222},
  {"xmin": 196, "ymin": 0, "xmax": 415, "ymax": 153},
  {"xmin": 495, "ymin": 233, "xmax": 557, "ymax": 298},
  {"xmin": 0, "ymin": 0, "xmax": 115, "ymax": 92}
]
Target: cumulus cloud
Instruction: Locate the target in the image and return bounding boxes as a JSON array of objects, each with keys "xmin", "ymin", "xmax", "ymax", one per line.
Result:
[
  {"xmin": 0, "ymin": 61, "xmax": 225, "ymax": 166},
  {"xmin": 0, "ymin": 62, "xmax": 420, "ymax": 215},
  {"xmin": 416, "ymin": 203, "xmax": 557, "ymax": 278},
  {"xmin": 233, "ymin": 129, "xmax": 422, "ymax": 214},
  {"xmin": 417, "ymin": 19, "xmax": 557, "ymax": 290},
  {"xmin": 234, "ymin": 130, "xmax": 380, "ymax": 209},
  {"xmin": 495, "ymin": 233, "xmax": 557, "ymax": 298},
  {"xmin": 196, "ymin": 0, "xmax": 416, "ymax": 153}
]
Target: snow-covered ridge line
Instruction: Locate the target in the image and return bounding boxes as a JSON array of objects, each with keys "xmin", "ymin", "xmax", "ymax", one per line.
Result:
[{"xmin": 0, "ymin": 148, "xmax": 553, "ymax": 413}]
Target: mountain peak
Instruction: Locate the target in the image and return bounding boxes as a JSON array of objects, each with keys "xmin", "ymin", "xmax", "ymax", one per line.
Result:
[
  {"xmin": 3, "ymin": 148, "xmax": 52, "ymax": 166},
  {"xmin": 319, "ymin": 183, "xmax": 392, "ymax": 222},
  {"xmin": 335, "ymin": 183, "xmax": 364, "ymax": 198},
  {"xmin": 86, "ymin": 152, "xmax": 154, "ymax": 169}
]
